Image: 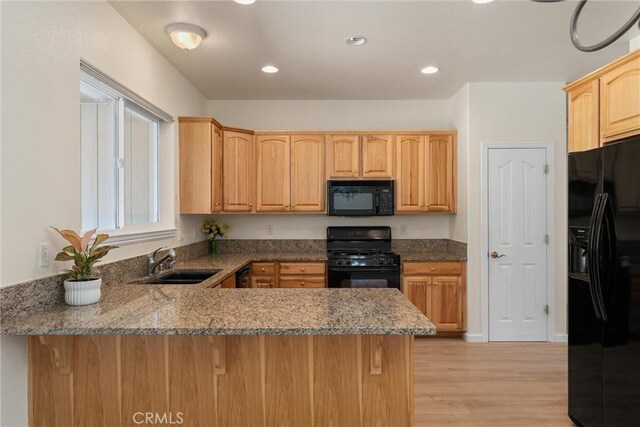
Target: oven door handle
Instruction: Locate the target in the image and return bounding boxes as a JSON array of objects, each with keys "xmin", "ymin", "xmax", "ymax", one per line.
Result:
[{"xmin": 329, "ymin": 266, "xmax": 400, "ymax": 272}]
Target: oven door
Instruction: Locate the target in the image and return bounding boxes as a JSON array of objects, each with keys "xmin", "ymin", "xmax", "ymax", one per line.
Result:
[
  {"xmin": 328, "ymin": 267, "xmax": 400, "ymax": 289},
  {"xmin": 328, "ymin": 186, "xmax": 377, "ymax": 216}
]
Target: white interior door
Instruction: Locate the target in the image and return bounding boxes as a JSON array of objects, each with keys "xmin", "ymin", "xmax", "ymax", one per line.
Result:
[{"xmin": 488, "ymin": 148, "xmax": 548, "ymax": 341}]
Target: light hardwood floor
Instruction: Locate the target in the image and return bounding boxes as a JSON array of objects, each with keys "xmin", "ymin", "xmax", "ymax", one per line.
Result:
[{"xmin": 414, "ymin": 338, "xmax": 572, "ymax": 427}]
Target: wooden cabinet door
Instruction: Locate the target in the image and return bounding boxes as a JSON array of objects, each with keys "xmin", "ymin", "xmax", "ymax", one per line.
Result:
[
  {"xmin": 179, "ymin": 119, "xmax": 213, "ymax": 214},
  {"xmin": 256, "ymin": 135, "xmax": 290, "ymax": 212},
  {"xmin": 395, "ymin": 135, "xmax": 425, "ymax": 212},
  {"xmin": 362, "ymin": 135, "xmax": 394, "ymax": 178},
  {"xmin": 223, "ymin": 130, "xmax": 254, "ymax": 212},
  {"xmin": 425, "ymin": 134, "xmax": 456, "ymax": 213},
  {"xmin": 402, "ymin": 276, "xmax": 430, "ymax": 317},
  {"xmin": 212, "ymin": 125, "xmax": 223, "ymax": 212},
  {"xmin": 326, "ymin": 135, "xmax": 360, "ymax": 178},
  {"xmin": 251, "ymin": 275, "xmax": 276, "ymax": 288},
  {"xmin": 600, "ymin": 55, "xmax": 640, "ymax": 143},
  {"xmin": 291, "ymin": 135, "xmax": 325, "ymax": 212},
  {"xmin": 568, "ymin": 80, "xmax": 599, "ymax": 152},
  {"xmin": 429, "ymin": 275, "xmax": 464, "ymax": 331}
]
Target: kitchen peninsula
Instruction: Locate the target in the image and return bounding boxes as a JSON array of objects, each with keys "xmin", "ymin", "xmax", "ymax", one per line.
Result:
[{"xmin": 1, "ymin": 252, "xmax": 434, "ymax": 427}]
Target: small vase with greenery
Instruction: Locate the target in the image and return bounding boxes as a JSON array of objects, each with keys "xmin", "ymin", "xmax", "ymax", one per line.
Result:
[
  {"xmin": 51, "ymin": 227, "xmax": 118, "ymax": 306},
  {"xmin": 202, "ymin": 219, "xmax": 230, "ymax": 254}
]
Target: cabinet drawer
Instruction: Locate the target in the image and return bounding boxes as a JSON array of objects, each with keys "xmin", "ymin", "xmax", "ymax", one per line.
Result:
[
  {"xmin": 279, "ymin": 276, "xmax": 326, "ymax": 288},
  {"xmin": 279, "ymin": 262, "xmax": 325, "ymax": 275},
  {"xmin": 251, "ymin": 262, "xmax": 277, "ymax": 275},
  {"xmin": 251, "ymin": 275, "xmax": 276, "ymax": 288},
  {"xmin": 403, "ymin": 262, "xmax": 462, "ymax": 276}
]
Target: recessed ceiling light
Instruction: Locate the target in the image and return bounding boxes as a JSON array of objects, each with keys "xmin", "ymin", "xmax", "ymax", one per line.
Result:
[
  {"xmin": 166, "ymin": 23, "xmax": 206, "ymax": 51},
  {"xmin": 261, "ymin": 65, "xmax": 279, "ymax": 74},
  {"xmin": 234, "ymin": 0, "xmax": 256, "ymax": 4},
  {"xmin": 472, "ymin": 0, "xmax": 495, "ymax": 4},
  {"xmin": 346, "ymin": 36, "xmax": 367, "ymax": 46},
  {"xmin": 421, "ymin": 66, "xmax": 439, "ymax": 75}
]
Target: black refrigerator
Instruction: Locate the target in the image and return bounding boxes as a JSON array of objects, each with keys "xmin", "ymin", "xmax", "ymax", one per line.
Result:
[{"xmin": 568, "ymin": 136, "xmax": 640, "ymax": 426}]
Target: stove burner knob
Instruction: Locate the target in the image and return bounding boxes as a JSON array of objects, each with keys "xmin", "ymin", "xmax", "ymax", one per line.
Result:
[
  {"xmin": 337, "ymin": 259, "xmax": 343, "ymax": 266},
  {"xmin": 378, "ymin": 259, "xmax": 384, "ymax": 265},
  {"xmin": 346, "ymin": 260, "xmax": 352, "ymax": 266}
]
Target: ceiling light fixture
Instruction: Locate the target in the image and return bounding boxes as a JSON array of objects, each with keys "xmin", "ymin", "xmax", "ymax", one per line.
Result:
[
  {"xmin": 166, "ymin": 23, "xmax": 206, "ymax": 51},
  {"xmin": 346, "ymin": 36, "xmax": 368, "ymax": 46},
  {"xmin": 421, "ymin": 66, "xmax": 439, "ymax": 75},
  {"xmin": 261, "ymin": 65, "xmax": 279, "ymax": 73},
  {"xmin": 234, "ymin": 0, "xmax": 257, "ymax": 4},
  {"xmin": 472, "ymin": 0, "xmax": 495, "ymax": 4},
  {"xmin": 531, "ymin": 0, "xmax": 640, "ymax": 52}
]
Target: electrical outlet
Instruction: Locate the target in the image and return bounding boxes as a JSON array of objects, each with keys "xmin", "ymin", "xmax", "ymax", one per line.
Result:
[
  {"xmin": 39, "ymin": 243, "xmax": 52, "ymax": 267},
  {"xmin": 400, "ymin": 224, "xmax": 407, "ymax": 236},
  {"xmin": 266, "ymin": 224, "xmax": 273, "ymax": 236}
]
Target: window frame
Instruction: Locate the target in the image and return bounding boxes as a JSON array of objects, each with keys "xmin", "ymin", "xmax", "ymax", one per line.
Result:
[{"xmin": 80, "ymin": 66, "xmax": 175, "ymax": 245}]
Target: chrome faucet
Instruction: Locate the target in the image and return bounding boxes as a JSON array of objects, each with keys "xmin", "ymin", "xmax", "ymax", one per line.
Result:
[{"xmin": 147, "ymin": 247, "xmax": 176, "ymax": 275}]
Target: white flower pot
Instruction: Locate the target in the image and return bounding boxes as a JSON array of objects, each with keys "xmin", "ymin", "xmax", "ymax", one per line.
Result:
[{"xmin": 64, "ymin": 277, "xmax": 102, "ymax": 306}]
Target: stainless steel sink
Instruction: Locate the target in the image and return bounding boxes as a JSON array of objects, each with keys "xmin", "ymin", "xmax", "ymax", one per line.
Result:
[{"xmin": 132, "ymin": 269, "xmax": 221, "ymax": 285}]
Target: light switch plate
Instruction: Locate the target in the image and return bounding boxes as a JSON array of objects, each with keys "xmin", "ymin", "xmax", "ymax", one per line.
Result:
[{"xmin": 39, "ymin": 243, "xmax": 52, "ymax": 267}]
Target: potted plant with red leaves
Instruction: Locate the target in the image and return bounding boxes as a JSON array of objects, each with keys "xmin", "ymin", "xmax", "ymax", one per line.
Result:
[{"xmin": 51, "ymin": 227, "xmax": 118, "ymax": 306}]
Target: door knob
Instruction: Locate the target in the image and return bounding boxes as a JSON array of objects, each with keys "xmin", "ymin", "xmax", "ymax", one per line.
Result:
[{"xmin": 490, "ymin": 251, "xmax": 506, "ymax": 259}]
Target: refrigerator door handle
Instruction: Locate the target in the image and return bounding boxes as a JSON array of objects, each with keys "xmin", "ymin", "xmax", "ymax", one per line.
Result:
[
  {"xmin": 592, "ymin": 192, "xmax": 609, "ymax": 321},
  {"xmin": 587, "ymin": 193, "xmax": 603, "ymax": 319}
]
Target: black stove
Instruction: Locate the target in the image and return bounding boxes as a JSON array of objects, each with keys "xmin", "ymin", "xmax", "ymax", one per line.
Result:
[{"xmin": 327, "ymin": 226, "xmax": 401, "ymax": 289}]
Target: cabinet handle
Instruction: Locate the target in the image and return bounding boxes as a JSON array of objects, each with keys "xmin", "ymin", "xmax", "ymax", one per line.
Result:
[
  {"xmin": 301, "ymin": 281, "xmax": 305, "ymax": 286},
  {"xmin": 215, "ymin": 203, "xmax": 220, "ymax": 206},
  {"xmin": 270, "ymin": 282, "xmax": 273, "ymax": 286},
  {"xmin": 261, "ymin": 267, "xmax": 265, "ymax": 272},
  {"xmin": 249, "ymin": 203, "xmax": 253, "ymax": 207},
  {"xmin": 430, "ymin": 267, "xmax": 434, "ymax": 271},
  {"xmin": 301, "ymin": 267, "xmax": 305, "ymax": 272},
  {"xmin": 292, "ymin": 204, "xmax": 295, "ymax": 207},
  {"xmin": 285, "ymin": 204, "xmax": 289, "ymax": 208}
]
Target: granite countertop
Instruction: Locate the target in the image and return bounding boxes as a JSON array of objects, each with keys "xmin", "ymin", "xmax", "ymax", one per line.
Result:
[
  {"xmin": 395, "ymin": 250, "xmax": 467, "ymax": 261},
  {"xmin": 0, "ymin": 249, "xmax": 468, "ymax": 336},
  {"xmin": 0, "ymin": 287, "xmax": 435, "ymax": 336}
]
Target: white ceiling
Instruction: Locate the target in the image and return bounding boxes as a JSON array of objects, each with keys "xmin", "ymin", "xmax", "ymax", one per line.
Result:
[{"xmin": 110, "ymin": 0, "xmax": 640, "ymax": 100}]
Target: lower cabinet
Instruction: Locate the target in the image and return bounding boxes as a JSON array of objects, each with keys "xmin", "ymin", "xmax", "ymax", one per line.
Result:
[
  {"xmin": 250, "ymin": 261, "xmax": 326, "ymax": 288},
  {"xmin": 402, "ymin": 261, "xmax": 466, "ymax": 332}
]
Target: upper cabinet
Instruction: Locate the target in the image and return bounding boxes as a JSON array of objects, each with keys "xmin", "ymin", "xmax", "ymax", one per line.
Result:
[
  {"xmin": 425, "ymin": 135, "xmax": 456, "ymax": 213},
  {"xmin": 255, "ymin": 133, "xmax": 325, "ymax": 213},
  {"xmin": 223, "ymin": 130, "xmax": 255, "ymax": 212},
  {"xmin": 396, "ymin": 135, "xmax": 425, "ymax": 212},
  {"xmin": 600, "ymin": 56, "xmax": 640, "ymax": 143},
  {"xmin": 291, "ymin": 135, "xmax": 325, "ymax": 212},
  {"xmin": 568, "ymin": 80, "xmax": 599, "ymax": 153},
  {"xmin": 326, "ymin": 133, "xmax": 393, "ymax": 179},
  {"xmin": 362, "ymin": 135, "xmax": 394, "ymax": 178},
  {"xmin": 326, "ymin": 135, "xmax": 360, "ymax": 178},
  {"xmin": 565, "ymin": 49, "xmax": 640, "ymax": 152},
  {"xmin": 179, "ymin": 117, "xmax": 457, "ymax": 215},
  {"xmin": 256, "ymin": 135, "xmax": 290, "ymax": 212},
  {"xmin": 396, "ymin": 133, "xmax": 456, "ymax": 213},
  {"xmin": 178, "ymin": 118, "xmax": 223, "ymax": 214}
]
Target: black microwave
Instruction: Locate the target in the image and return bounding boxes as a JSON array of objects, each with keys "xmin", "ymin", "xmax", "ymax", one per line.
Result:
[{"xmin": 327, "ymin": 180, "xmax": 395, "ymax": 216}]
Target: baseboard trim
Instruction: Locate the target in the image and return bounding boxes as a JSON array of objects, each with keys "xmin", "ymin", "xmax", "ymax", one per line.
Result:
[
  {"xmin": 551, "ymin": 333, "xmax": 568, "ymax": 343},
  {"xmin": 463, "ymin": 333, "xmax": 485, "ymax": 343}
]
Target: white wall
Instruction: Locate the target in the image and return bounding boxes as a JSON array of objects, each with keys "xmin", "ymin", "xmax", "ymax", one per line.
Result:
[
  {"xmin": 448, "ymin": 85, "xmax": 469, "ymax": 243},
  {"xmin": 1, "ymin": 1, "xmax": 209, "ymax": 287},
  {"xmin": 209, "ymin": 99, "xmax": 455, "ymax": 240},
  {"xmin": 464, "ymin": 83, "xmax": 568, "ymax": 341},
  {"xmin": 0, "ymin": 2, "xmax": 210, "ymax": 425}
]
